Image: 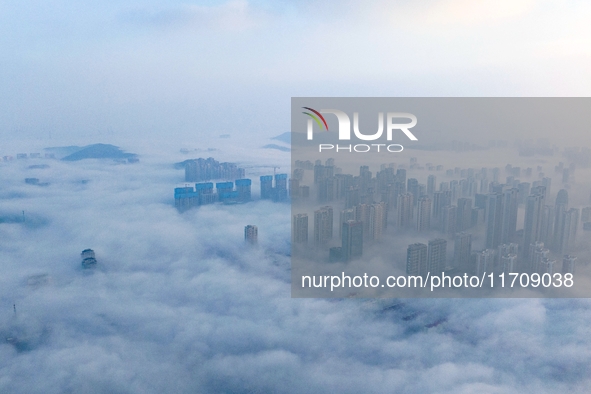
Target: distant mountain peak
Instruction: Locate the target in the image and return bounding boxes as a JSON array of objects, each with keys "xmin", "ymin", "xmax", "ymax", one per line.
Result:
[
  {"xmin": 271, "ymin": 132, "xmax": 291, "ymax": 145},
  {"xmin": 60, "ymin": 144, "xmax": 137, "ymax": 161}
]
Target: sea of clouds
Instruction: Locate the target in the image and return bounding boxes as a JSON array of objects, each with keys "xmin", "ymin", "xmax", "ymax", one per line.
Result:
[{"xmin": 1, "ymin": 136, "xmax": 591, "ymax": 393}]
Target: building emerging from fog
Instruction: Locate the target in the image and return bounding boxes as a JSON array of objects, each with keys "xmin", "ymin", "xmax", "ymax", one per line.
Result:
[
  {"xmin": 184, "ymin": 158, "xmax": 245, "ymax": 182},
  {"xmin": 341, "ymin": 220, "xmax": 363, "ymax": 262},
  {"xmin": 407, "ymin": 243, "xmax": 427, "ymax": 276},
  {"xmin": 454, "ymin": 232, "xmax": 472, "ymax": 272},
  {"xmin": 81, "ymin": 249, "xmax": 97, "ymax": 268},
  {"xmin": 174, "ymin": 179, "xmax": 252, "ymax": 211},
  {"xmin": 427, "ymin": 238, "xmax": 447, "ymax": 275},
  {"xmin": 293, "ymin": 214, "xmax": 309, "ymax": 244},
  {"xmin": 260, "ymin": 174, "xmax": 288, "ymax": 202},
  {"xmin": 314, "ymin": 206, "xmax": 333, "ymax": 246},
  {"xmin": 244, "ymin": 225, "xmax": 258, "ymax": 244}
]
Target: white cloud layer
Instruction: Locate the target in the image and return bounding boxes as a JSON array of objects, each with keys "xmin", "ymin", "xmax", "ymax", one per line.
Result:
[
  {"xmin": 1, "ymin": 142, "xmax": 591, "ymax": 393},
  {"xmin": 1, "ymin": 0, "xmax": 591, "ymax": 142}
]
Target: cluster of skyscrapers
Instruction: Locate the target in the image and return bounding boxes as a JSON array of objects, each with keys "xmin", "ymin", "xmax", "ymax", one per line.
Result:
[
  {"xmin": 260, "ymin": 174, "xmax": 288, "ymax": 202},
  {"xmin": 184, "ymin": 157, "xmax": 245, "ymax": 182},
  {"xmin": 175, "ymin": 175, "xmax": 289, "ymax": 210},
  {"xmin": 293, "ymin": 199, "xmax": 388, "ymax": 263},
  {"xmin": 293, "ymin": 157, "xmax": 587, "ymax": 275},
  {"xmin": 174, "ymin": 179, "xmax": 252, "ymax": 210},
  {"xmin": 406, "ymin": 239, "xmax": 447, "ymax": 276}
]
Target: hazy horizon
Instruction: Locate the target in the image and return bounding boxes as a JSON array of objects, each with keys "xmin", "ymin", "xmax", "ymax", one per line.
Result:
[{"xmin": 2, "ymin": 1, "xmax": 591, "ymax": 393}]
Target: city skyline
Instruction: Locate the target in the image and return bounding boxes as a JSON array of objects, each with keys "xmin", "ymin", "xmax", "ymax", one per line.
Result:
[
  {"xmin": 291, "ymin": 149, "xmax": 590, "ymax": 296},
  {"xmin": 4, "ymin": 0, "xmax": 591, "ymax": 392}
]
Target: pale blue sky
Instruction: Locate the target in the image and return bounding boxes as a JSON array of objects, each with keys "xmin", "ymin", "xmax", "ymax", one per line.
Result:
[{"xmin": 1, "ymin": 0, "xmax": 590, "ymax": 141}]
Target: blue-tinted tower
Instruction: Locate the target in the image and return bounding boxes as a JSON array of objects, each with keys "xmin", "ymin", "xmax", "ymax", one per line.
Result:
[
  {"xmin": 260, "ymin": 175, "xmax": 273, "ymax": 199},
  {"xmin": 274, "ymin": 174, "xmax": 288, "ymax": 202},
  {"xmin": 235, "ymin": 179, "xmax": 252, "ymax": 202},
  {"xmin": 216, "ymin": 181, "xmax": 234, "ymax": 202}
]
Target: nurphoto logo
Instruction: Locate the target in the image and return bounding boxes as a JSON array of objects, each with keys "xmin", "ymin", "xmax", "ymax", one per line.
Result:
[{"xmin": 302, "ymin": 107, "xmax": 418, "ymax": 153}]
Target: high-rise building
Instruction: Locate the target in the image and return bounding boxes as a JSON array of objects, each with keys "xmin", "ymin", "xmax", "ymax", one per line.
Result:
[
  {"xmin": 292, "ymin": 168, "xmax": 304, "ymax": 182},
  {"xmin": 540, "ymin": 205, "xmax": 555, "ymax": 247},
  {"xmin": 406, "ymin": 243, "xmax": 427, "ymax": 276},
  {"xmin": 369, "ymin": 202, "xmax": 386, "ymax": 240},
  {"xmin": 552, "ymin": 190, "xmax": 575, "ymax": 254},
  {"xmin": 559, "ymin": 208, "xmax": 579, "ymax": 254},
  {"xmin": 427, "ymin": 239, "xmax": 447, "ymax": 275},
  {"xmin": 456, "ymin": 198, "xmax": 472, "ymax": 232},
  {"xmin": 260, "ymin": 176, "xmax": 274, "ymax": 199},
  {"xmin": 274, "ymin": 174, "xmax": 288, "ymax": 201},
  {"xmin": 174, "ymin": 186, "xmax": 199, "ymax": 211},
  {"xmin": 391, "ymin": 181, "xmax": 405, "ymax": 209},
  {"xmin": 195, "ymin": 182, "xmax": 216, "ymax": 205},
  {"xmin": 450, "ymin": 180, "xmax": 460, "ymax": 202},
  {"xmin": 471, "ymin": 207, "xmax": 485, "ymax": 227},
  {"xmin": 329, "ymin": 247, "xmax": 343, "ymax": 262},
  {"xmin": 244, "ymin": 225, "xmax": 258, "ymax": 244},
  {"xmin": 480, "ymin": 179, "xmax": 490, "ymax": 194},
  {"xmin": 501, "ymin": 254, "xmax": 518, "ymax": 273},
  {"xmin": 359, "ymin": 165, "xmax": 372, "ymax": 192},
  {"xmin": 522, "ymin": 190, "xmax": 545, "ymax": 259},
  {"xmin": 500, "ymin": 188, "xmax": 519, "ymax": 244},
  {"xmin": 498, "ymin": 243, "xmax": 519, "ymax": 258},
  {"xmin": 317, "ymin": 176, "xmax": 335, "ymax": 203},
  {"xmin": 518, "ymin": 182, "xmax": 531, "ymax": 204},
  {"xmin": 475, "ymin": 249, "xmax": 495, "ymax": 276},
  {"xmin": 417, "ymin": 196, "xmax": 432, "ymax": 232},
  {"xmin": 492, "ymin": 167, "xmax": 500, "ymax": 183},
  {"xmin": 537, "ymin": 259, "xmax": 556, "ymax": 275},
  {"xmin": 441, "ymin": 205, "xmax": 457, "ymax": 237},
  {"xmin": 339, "ymin": 208, "xmax": 356, "ymax": 238},
  {"xmin": 314, "ymin": 206, "xmax": 334, "ymax": 246},
  {"xmin": 562, "ymin": 168, "xmax": 570, "ymax": 184},
  {"xmin": 582, "ymin": 207, "xmax": 591, "ymax": 223},
  {"xmin": 185, "ymin": 160, "xmax": 198, "ymax": 182},
  {"xmin": 407, "ymin": 178, "xmax": 419, "ymax": 204},
  {"xmin": 397, "ymin": 193, "xmax": 414, "ymax": 229},
  {"xmin": 540, "ymin": 176, "xmax": 551, "ymax": 196},
  {"xmin": 335, "ymin": 174, "xmax": 354, "ymax": 200},
  {"xmin": 529, "ymin": 244, "xmax": 557, "ymax": 274},
  {"xmin": 216, "ymin": 181, "xmax": 234, "ymax": 202},
  {"xmin": 396, "ymin": 169, "xmax": 407, "ymax": 189},
  {"xmin": 356, "ymin": 203, "xmax": 370, "ymax": 236},
  {"xmin": 485, "ymin": 193, "xmax": 503, "ymax": 249},
  {"xmin": 342, "ymin": 220, "xmax": 363, "ymax": 261},
  {"xmin": 235, "ymin": 179, "xmax": 252, "ymax": 202},
  {"xmin": 433, "ymin": 191, "xmax": 451, "ymax": 224},
  {"xmin": 176, "ymin": 178, "xmax": 240, "ymax": 211},
  {"xmin": 81, "ymin": 249, "xmax": 97, "ymax": 269},
  {"xmin": 377, "ymin": 168, "xmax": 394, "ymax": 198},
  {"xmin": 454, "ymin": 232, "xmax": 472, "ymax": 272},
  {"xmin": 474, "ymin": 193, "xmax": 487, "ymax": 209},
  {"xmin": 314, "ymin": 163, "xmax": 332, "ymax": 184},
  {"xmin": 345, "ymin": 186, "xmax": 360, "ymax": 209},
  {"xmin": 184, "ymin": 158, "xmax": 245, "ymax": 182},
  {"xmin": 293, "ymin": 214, "xmax": 309, "ymax": 244},
  {"xmin": 427, "ymin": 175, "xmax": 436, "ymax": 196},
  {"xmin": 562, "ymin": 255, "xmax": 576, "ymax": 274},
  {"xmin": 529, "ymin": 242, "xmax": 549, "ymax": 273},
  {"xmin": 299, "ymin": 185, "xmax": 310, "ymax": 199},
  {"xmin": 497, "ymin": 243, "xmax": 519, "ymax": 272}
]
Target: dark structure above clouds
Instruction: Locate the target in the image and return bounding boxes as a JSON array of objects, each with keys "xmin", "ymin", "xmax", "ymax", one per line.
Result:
[{"xmin": 44, "ymin": 144, "xmax": 138, "ymax": 162}]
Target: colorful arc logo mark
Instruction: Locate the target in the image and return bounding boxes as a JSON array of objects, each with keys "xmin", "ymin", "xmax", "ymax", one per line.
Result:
[{"xmin": 302, "ymin": 107, "xmax": 329, "ymax": 131}]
